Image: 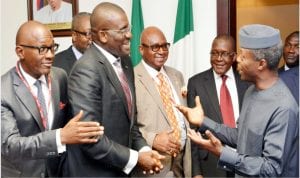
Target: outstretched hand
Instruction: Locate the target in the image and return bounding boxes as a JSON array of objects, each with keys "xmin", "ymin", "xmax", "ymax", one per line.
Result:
[
  {"xmin": 60, "ymin": 110, "xmax": 104, "ymax": 144},
  {"xmin": 187, "ymin": 128, "xmax": 222, "ymax": 157},
  {"xmin": 176, "ymin": 96, "xmax": 205, "ymax": 126}
]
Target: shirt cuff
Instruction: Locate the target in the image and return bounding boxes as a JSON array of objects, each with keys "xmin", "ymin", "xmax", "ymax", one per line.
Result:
[
  {"xmin": 139, "ymin": 146, "xmax": 152, "ymax": 152},
  {"xmin": 123, "ymin": 149, "xmax": 138, "ymax": 174},
  {"xmin": 218, "ymin": 146, "xmax": 238, "ymax": 172},
  {"xmin": 56, "ymin": 129, "xmax": 66, "ymax": 154}
]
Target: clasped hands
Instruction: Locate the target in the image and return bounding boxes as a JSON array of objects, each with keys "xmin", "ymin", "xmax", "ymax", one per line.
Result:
[{"xmin": 138, "ymin": 150, "xmax": 165, "ymax": 175}]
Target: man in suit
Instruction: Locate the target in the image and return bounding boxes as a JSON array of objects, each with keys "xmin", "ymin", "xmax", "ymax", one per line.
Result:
[
  {"xmin": 53, "ymin": 12, "xmax": 92, "ymax": 75},
  {"xmin": 133, "ymin": 26, "xmax": 191, "ymax": 177},
  {"xmin": 187, "ymin": 35, "xmax": 250, "ymax": 177},
  {"xmin": 178, "ymin": 24, "xmax": 299, "ymax": 177},
  {"xmin": 280, "ymin": 65, "xmax": 299, "ymax": 104},
  {"xmin": 278, "ymin": 31, "xmax": 299, "ymax": 73},
  {"xmin": 1, "ymin": 21, "xmax": 103, "ymax": 177},
  {"xmin": 64, "ymin": 2, "xmax": 164, "ymax": 177}
]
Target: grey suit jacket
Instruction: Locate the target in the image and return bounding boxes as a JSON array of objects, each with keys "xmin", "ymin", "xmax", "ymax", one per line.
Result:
[
  {"xmin": 1, "ymin": 67, "xmax": 70, "ymax": 177},
  {"xmin": 187, "ymin": 68, "xmax": 250, "ymax": 177},
  {"xmin": 53, "ymin": 46, "xmax": 77, "ymax": 75},
  {"xmin": 133, "ymin": 63, "xmax": 192, "ymax": 177},
  {"xmin": 64, "ymin": 44, "xmax": 148, "ymax": 177}
]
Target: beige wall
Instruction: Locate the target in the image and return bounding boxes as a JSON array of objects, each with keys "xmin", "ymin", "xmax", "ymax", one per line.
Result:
[{"xmin": 237, "ymin": 0, "xmax": 299, "ymax": 67}]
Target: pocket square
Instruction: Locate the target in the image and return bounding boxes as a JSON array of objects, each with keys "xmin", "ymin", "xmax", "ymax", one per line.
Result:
[{"xmin": 59, "ymin": 102, "xmax": 66, "ymax": 110}]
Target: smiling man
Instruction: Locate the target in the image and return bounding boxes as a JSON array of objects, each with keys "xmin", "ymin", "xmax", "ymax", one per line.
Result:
[
  {"xmin": 133, "ymin": 26, "xmax": 192, "ymax": 177},
  {"xmin": 187, "ymin": 35, "xmax": 250, "ymax": 177}
]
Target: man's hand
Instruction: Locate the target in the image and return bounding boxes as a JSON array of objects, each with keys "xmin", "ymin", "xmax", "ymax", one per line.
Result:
[
  {"xmin": 187, "ymin": 128, "xmax": 222, "ymax": 157},
  {"xmin": 176, "ymin": 96, "xmax": 204, "ymax": 126},
  {"xmin": 60, "ymin": 110, "xmax": 104, "ymax": 144},
  {"xmin": 137, "ymin": 150, "xmax": 165, "ymax": 174},
  {"xmin": 153, "ymin": 130, "xmax": 181, "ymax": 157}
]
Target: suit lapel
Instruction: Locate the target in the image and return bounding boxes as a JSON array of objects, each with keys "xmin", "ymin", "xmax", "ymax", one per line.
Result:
[
  {"xmin": 204, "ymin": 69, "xmax": 223, "ymax": 123},
  {"xmin": 136, "ymin": 64, "xmax": 171, "ymax": 125},
  {"xmin": 49, "ymin": 71, "xmax": 60, "ymax": 128},
  {"xmin": 92, "ymin": 45, "xmax": 131, "ymax": 120},
  {"xmin": 13, "ymin": 69, "xmax": 45, "ymax": 130}
]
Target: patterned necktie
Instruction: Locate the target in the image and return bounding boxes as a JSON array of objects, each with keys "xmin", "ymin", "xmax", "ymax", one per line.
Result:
[
  {"xmin": 114, "ymin": 60, "xmax": 132, "ymax": 118},
  {"xmin": 34, "ymin": 80, "xmax": 48, "ymax": 129},
  {"xmin": 220, "ymin": 75, "xmax": 236, "ymax": 128},
  {"xmin": 157, "ymin": 73, "xmax": 181, "ymax": 141}
]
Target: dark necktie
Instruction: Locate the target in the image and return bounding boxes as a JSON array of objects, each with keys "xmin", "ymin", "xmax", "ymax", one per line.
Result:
[
  {"xmin": 220, "ymin": 75, "xmax": 236, "ymax": 128},
  {"xmin": 114, "ymin": 60, "xmax": 132, "ymax": 117},
  {"xmin": 34, "ymin": 80, "xmax": 48, "ymax": 128}
]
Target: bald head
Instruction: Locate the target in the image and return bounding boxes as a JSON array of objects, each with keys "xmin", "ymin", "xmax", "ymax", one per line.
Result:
[
  {"xmin": 140, "ymin": 26, "xmax": 167, "ymax": 45},
  {"xmin": 91, "ymin": 2, "xmax": 126, "ymax": 31},
  {"xmin": 16, "ymin": 21, "xmax": 53, "ymax": 46}
]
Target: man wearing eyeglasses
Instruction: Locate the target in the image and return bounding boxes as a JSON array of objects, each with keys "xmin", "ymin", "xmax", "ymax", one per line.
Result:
[
  {"xmin": 53, "ymin": 12, "xmax": 92, "ymax": 75},
  {"xmin": 64, "ymin": 2, "xmax": 164, "ymax": 177},
  {"xmin": 132, "ymin": 26, "xmax": 192, "ymax": 177},
  {"xmin": 1, "ymin": 21, "xmax": 104, "ymax": 177},
  {"xmin": 187, "ymin": 35, "xmax": 250, "ymax": 177}
]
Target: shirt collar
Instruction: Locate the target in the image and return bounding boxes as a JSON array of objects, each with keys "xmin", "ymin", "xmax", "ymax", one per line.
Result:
[
  {"xmin": 19, "ymin": 63, "xmax": 47, "ymax": 87},
  {"xmin": 93, "ymin": 42, "xmax": 119, "ymax": 65},
  {"xmin": 212, "ymin": 67, "xmax": 235, "ymax": 80},
  {"xmin": 142, "ymin": 60, "xmax": 167, "ymax": 80},
  {"xmin": 72, "ymin": 46, "xmax": 83, "ymax": 60}
]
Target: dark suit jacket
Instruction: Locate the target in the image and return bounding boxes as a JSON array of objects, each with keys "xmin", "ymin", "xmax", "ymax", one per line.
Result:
[
  {"xmin": 64, "ymin": 44, "xmax": 148, "ymax": 177},
  {"xmin": 187, "ymin": 68, "xmax": 250, "ymax": 177},
  {"xmin": 53, "ymin": 46, "xmax": 77, "ymax": 75},
  {"xmin": 279, "ymin": 66, "xmax": 299, "ymax": 104},
  {"xmin": 1, "ymin": 67, "xmax": 70, "ymax": 177}
]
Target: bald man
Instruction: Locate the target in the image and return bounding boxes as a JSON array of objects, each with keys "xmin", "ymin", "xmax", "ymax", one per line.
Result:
[
  {"xmin": 133, "ymin": 26, "xmax": 192, "ymax": 177},
  {"xmin": 1, "ymin": 21, "xmax": 103, "ymax": 177},
  {"xmin": 64, "ymin": 2, "xmax": 164, "ymax": 177}
]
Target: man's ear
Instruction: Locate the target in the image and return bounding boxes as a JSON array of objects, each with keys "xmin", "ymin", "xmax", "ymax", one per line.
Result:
[
  {"xmin": 258, "ymin": 58, "xmax": 267, "ymax": 71},
  {"xmin": 15, "ymin": 46, "xmax": 24, "ymax": 59},
  {"xmin": 98, "ymin": 31, "xmax": 108, "ymax": 43},
  {"xmin": 139, "ymin": 45, "xmax": 144, "ymax": 56}
]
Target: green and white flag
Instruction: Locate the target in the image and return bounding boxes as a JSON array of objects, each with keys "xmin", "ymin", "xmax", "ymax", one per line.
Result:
[
  {"xmin": 130, "ymin": 0, "xmax": 144, "ymax": 66},
  {"xmin": 169, "ymin": 0, "xmax": 195, "ymax": 81}
]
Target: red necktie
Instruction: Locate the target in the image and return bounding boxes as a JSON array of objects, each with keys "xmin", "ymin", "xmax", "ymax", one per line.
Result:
[
  {"xmin": 220, "ymin": 75, "xmax": 236, "ymax": 128},
  {"xmin": 114, "ymin": 60, "xmax": 132, "ymax": 117}
]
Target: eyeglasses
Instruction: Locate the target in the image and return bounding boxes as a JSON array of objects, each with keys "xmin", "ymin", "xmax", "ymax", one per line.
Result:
[
  {"xmin": 20, "ymin": 43, "xmax": 59, "ymax": 55},
  {"xmin": 142, "ymin": 43, "xmax": 170, "ymax": 52},
  {"xmin": 210, "ymin": 51, "xmax": 235, "ymax": 58},
  {"xmin": 100, "ymin": 26, "xmax": 131, "ymax": 35},
  {"xmin": 74, "ymin": 30, "xmax": 92, "ymax": 37}
]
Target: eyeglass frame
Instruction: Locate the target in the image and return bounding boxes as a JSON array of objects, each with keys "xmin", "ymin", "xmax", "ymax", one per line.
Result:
[
  {"xmin": 142, "ymin": 43, "xmax": 171, "ymax": 52},
  {"xmin": 73, "ymin": 30, "xmax": 92, "ymax": 37},
  {"xmin": 210, "ymin": 51, "xmax": 236, "ymax": 58},
  {"xmin": 19, "ymin": 43, "xmax": 59, "ymax": 55},
  {"xmin": 99, "ymin": 25, "xmax": 131, "ymax": 35}
]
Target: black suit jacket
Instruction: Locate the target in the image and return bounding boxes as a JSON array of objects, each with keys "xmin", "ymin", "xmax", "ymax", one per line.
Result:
[
  {"xmin": 187, "ymin": 68, "xmax": 250, "ymax": 177},
  {"xmin": 64, "ymin": 44, "xmax": 148, "ymax": 177},
  {"xmin": 53, "ymin": 46, "xmax": 77, "ymax": 75},
  {"xmin": 1, "ymin": 67, "xmax": 71, "ymax": 177}
]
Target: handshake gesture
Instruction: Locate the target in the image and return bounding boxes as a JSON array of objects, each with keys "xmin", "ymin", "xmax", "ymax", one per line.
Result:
[{"xmin": 138, "ymin": 150, "xmax": 165, "ymax": 175}]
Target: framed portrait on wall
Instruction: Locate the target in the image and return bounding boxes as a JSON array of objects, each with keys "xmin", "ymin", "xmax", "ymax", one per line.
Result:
[{"xmin": 27, "ymin": 0, "xmax": 78, "ymax": 37}]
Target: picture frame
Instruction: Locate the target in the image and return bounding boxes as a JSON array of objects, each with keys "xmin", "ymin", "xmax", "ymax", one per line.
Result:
[{"xmin": 27, "ymin": 0, "xmax": 78, "ymax": 37}]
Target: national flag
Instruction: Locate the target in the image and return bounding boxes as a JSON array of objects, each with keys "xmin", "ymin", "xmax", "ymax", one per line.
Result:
[
  {"xmin": 130, "ymin": 0, "xmax": 144, "ymax": 66},
  {"xmin": 169, "ymin": 0, "xmax": 195, "ymax": 81}
]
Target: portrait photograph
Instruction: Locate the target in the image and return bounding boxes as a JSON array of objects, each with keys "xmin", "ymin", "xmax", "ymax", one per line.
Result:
[{"xmin": 28, "ymin": 0, "xmax": 78, "ymax": 36}]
